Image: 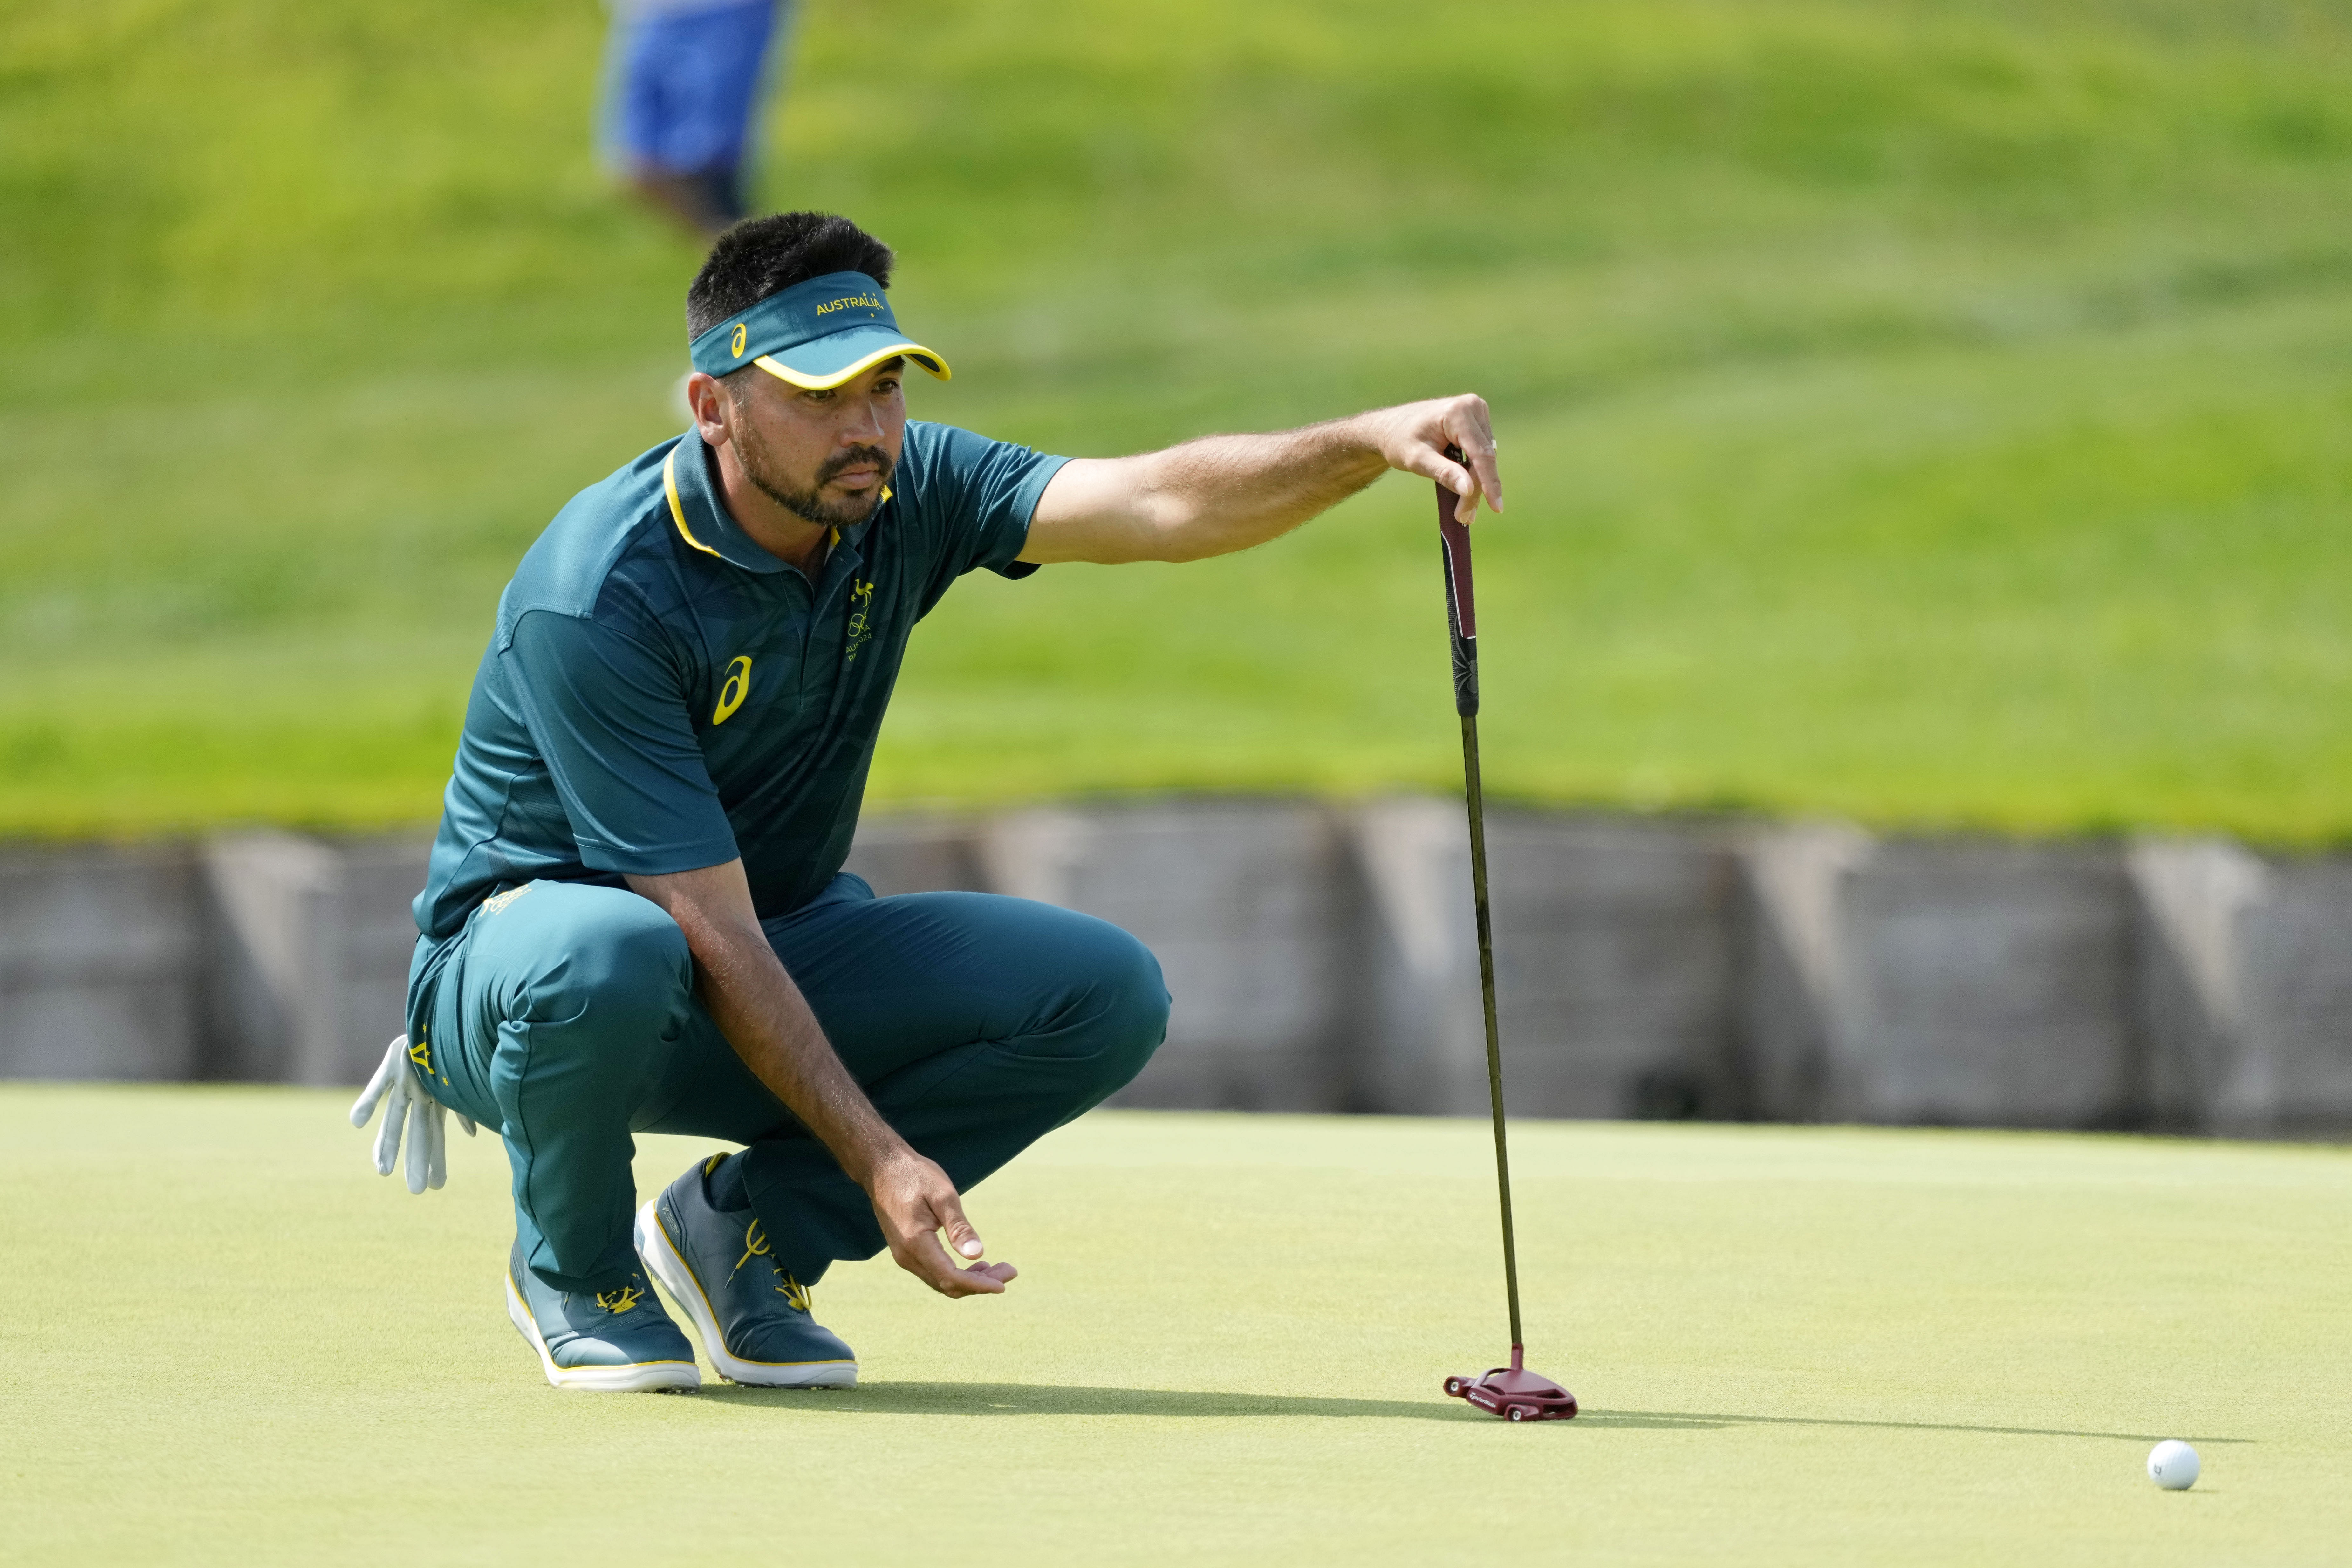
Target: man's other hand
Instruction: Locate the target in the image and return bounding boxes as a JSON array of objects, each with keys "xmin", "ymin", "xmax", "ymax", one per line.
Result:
[
  {"xmin": 1365, "ymin": 393, "xmax": 1503, "ymax": 525},
  {"xmin": 868, "ymin": 1149, "xmax": 1018, "ymax": 1297}
]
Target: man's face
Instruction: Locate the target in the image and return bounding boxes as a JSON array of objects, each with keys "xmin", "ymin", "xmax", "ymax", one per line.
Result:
[{"xmin": 700, "ymin": 357, "xmax": 908, "ymax": 530}]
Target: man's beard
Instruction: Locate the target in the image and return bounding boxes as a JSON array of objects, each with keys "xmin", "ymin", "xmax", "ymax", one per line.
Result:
[{"xmin": 735, "ymin": 420, "xmax": 895, "ymax": 531}]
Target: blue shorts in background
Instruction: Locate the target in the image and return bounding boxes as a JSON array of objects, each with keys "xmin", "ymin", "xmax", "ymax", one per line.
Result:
[{"xmin": 601, "ymin": 0, "xmax": 786, "ymax": 180}]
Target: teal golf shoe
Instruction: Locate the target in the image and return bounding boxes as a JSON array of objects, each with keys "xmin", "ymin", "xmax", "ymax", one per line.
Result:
[
  {"xmin": 635, "ymin": 1157, "xmax": 858, "ymax": 1387},
  {"xmin": 503, "ymin": 1238, "xmax": 700, "ymax": 1393}
]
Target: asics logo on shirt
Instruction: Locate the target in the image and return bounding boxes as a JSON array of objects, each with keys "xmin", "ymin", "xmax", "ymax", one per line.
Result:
[{"xmin": 713, "ymin": 656, "xmax": 753, "ymax": 725}]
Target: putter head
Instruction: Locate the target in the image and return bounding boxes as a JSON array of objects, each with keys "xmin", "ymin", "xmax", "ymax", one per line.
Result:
[{"xmin": 1441, "ymin": 1346, "xmax": 1577, "ymax": 1422}]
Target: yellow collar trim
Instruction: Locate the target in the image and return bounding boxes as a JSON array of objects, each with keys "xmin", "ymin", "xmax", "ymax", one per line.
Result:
[
  {"xmin": 662, "ymin": 447, "xmax": 721, "ymax": 559},
  {"xmin": 666, "ymin": 446, "xmax": 893, "ymax": 565}
]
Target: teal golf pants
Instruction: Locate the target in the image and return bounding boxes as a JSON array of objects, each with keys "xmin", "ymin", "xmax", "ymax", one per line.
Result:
[{"xmin": 407, "ymin": 873, "xmax": 1169, "ymax": 1295}]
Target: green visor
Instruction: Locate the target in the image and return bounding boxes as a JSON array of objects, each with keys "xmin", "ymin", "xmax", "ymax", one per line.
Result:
[{"xmin": 687, "ymin": 270, "xmax": 951, "ymax": 389}]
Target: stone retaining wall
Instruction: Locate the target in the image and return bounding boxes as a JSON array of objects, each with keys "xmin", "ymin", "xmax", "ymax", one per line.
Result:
[
  {"xmin": 979, "ymin": 802, "xmax": 1362, "ymax": 1111},
  {"xmin": 2130, "ymin": 839, "xmax": 2352, "ymax": 1136},
  {"xmin": 1744, "ymin": 832, "xmax": 2142, "ymax": 1128},
  {"xmin": 0, "ymin": 843, "xmax": 205, "ymax": 1081},
  {"xmin": 1356, "ymin": 800, "xmax": 1743, "ymax": 1121},
  {"xmin": 3, "ymin": 802, "xmax": 2346, "ymax": 1134}
]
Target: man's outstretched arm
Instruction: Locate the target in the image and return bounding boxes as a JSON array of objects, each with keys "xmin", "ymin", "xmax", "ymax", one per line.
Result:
[
  {"xmin": 625, "ymin": 860, "xmax": 1019, "ymax": 1298},
  {"xmin": 1019, "ymin": 394, "xmax": 1503, "ymax": 566}
]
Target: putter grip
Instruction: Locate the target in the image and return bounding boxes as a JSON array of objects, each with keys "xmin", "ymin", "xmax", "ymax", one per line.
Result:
[{"xmin": 1435, "ymin": 446, "xmax": 1478, "ymax": 716}]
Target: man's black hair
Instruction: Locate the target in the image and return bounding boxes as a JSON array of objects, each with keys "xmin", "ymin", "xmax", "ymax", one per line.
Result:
[{"xmin": 686, "ymin": 212, "xmax": 895, "ymax": 340}]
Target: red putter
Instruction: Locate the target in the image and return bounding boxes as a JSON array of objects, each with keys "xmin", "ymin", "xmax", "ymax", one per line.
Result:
[{"xmin": 1430, "ymin": 449, "xmax": 1578, "ymax": 1425}]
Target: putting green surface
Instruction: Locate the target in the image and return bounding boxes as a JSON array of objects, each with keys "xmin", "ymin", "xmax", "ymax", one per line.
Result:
[{"xmin": 3, "ymin": 1089, "xmax": 2347, "ymax": 1566}]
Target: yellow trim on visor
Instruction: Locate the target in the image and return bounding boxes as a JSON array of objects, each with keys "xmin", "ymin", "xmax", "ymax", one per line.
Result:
[{"xmin": 753, "ymin": 342, "xmax": 952, "ymax": 390}]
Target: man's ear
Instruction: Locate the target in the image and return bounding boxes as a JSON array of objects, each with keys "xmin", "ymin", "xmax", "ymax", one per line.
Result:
[{"xmin": 687, "ymin": 371, "xmax": 735, "ymax": 448}]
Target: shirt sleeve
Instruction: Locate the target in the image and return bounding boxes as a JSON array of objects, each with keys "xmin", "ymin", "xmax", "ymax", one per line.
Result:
[
  {"xmin": 906, "ymin": 422, "xmax": 1071, "ymax": 601},
  {"xmin": 501, "ymin": 607, "xmax": 740, "ymax": 876}
]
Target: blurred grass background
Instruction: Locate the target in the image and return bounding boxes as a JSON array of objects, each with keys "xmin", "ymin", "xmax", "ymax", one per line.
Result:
[{"xmin": 3, "ymin": 0, "xmax": 2350, "ymax": 839}]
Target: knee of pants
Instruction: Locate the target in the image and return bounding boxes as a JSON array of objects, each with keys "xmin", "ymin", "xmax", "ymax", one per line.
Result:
[
  {"xmin": 1052, "ymin": 925, "xmax": 1170, "ymax": 1094},
  {"xmin": 528, "ymin": 897, "xmax": 694, "ymax": 1044}
]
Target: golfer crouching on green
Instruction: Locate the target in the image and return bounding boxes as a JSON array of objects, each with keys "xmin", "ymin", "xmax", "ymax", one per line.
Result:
[{"xmin": 352, "ymin": 211, "xmax": 1504, "ymax": 1391}]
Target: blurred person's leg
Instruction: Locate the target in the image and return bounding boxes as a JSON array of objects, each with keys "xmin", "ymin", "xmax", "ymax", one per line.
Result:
[{"xmin": 598, "ymin": 0, "xmax": 788, "ymax": 239}]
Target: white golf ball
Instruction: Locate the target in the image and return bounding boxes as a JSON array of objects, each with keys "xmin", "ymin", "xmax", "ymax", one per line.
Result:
[{"xmin": 2147, "ymin": 1440, "xmax": 2200, "ymax": 1490}]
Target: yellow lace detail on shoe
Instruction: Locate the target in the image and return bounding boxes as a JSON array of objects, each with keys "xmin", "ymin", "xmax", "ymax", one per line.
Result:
[
  {"xmin": 733, "ymin": 1219, "xmax": 771, "ymax": 1278},
  {"xmin": 595, "ymin": 1284, "xmax": 644, "ymax": 1314},
  {"xmin": 730, "ymin": 1219, "xmax": 813, "ymax": 1311}
]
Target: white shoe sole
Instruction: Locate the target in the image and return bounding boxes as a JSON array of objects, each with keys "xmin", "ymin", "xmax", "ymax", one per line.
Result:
[
  {"xmin": 503, "ymin": 1271, "xmax": 700, "ymax": 1393},
  {"xmin": 634, "ymin": 1200, "xmax": 858, "ymax": 1388}
]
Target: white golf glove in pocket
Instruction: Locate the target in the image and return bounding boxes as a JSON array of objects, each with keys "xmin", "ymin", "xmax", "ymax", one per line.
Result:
[{"xmin": 350, "ymin": 1035, "xmax": 477, "ymax": 1193}]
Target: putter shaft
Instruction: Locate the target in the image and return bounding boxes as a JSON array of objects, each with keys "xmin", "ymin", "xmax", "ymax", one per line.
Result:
[
  {"xmin": 1461, "ymin": 712, "xmax": 1524, "ymax": 1354},
  {"xmin": 1435, "ymin": 453, "xmax": 1524, "ymax": 1357}
]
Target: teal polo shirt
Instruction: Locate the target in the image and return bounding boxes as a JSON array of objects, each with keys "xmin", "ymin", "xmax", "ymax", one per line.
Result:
[{"xmin": 412, "ymin": 421, "xmax": 1067, "ymax": 943}]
